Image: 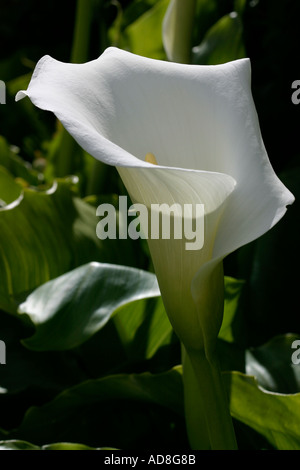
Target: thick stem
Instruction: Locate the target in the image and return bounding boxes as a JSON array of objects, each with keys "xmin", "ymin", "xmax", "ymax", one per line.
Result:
[
  {"xmin": 185, "ymin": 346, "xmax": 238, "ymax": 450},
  {"xmin": 71, "ymin": 0, "xmax": 94, "ymax": 64},
  {"xmin": 182, "ymin": 345, "xmax": 211, "ymax": 450}
]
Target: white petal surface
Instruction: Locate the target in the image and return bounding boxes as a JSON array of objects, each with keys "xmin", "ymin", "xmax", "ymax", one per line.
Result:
[{"xmin": 16, "ymin": 48, "xmax": 293, "ymax": 264}]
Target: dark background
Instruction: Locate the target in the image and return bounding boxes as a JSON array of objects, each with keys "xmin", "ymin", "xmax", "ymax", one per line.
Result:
[{"xmin": 0, "ymin": 0, "xmax": 299, "ymax": 450}]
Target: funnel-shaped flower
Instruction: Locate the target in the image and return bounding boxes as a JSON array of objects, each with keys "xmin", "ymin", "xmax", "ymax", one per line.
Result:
[
  {"xmin": 16, "ymin": 47, "xmax": 294, "ymax": 350},
  {"xmin": 16, "ymin": 48, "xmax": 294, "ymax": 448}
]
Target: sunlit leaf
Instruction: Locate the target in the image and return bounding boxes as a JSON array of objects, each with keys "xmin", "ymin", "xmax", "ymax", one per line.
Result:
[
  {"xmin": 19, "ymin": 262, "xmax": 160, "ymax": 351},
  {"xmin": 0, "ymin": 439, "xmax": 116, "ymax": 450},
  {"xmin": 0, "ymin": 179, "xmax": 136, "ymax": 314},
  {"xmin": 0, "ymin": 166, "xmax": 22, "ymax": 207},
  {"xmin": 0, "ymin": 439, "xmax": 40, "ymax": 450},
  {"xmin": 225, "ymin": 371, "xmax": 300, "ymax": 450},
  {"xmin": 114, "ymin": 295, "xmax": 173, "ymax": 360},
  {"xmin": 246, "ymin": 334, "xmax": 300, "ymax": 394},
  {"xmin": 120, "ymin": 0, "xmax": 169, "ymax": 59}
]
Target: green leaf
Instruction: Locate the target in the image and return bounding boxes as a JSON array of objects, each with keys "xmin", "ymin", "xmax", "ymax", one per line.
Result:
[
  {"xmin": 0, "ymin": 440, "xmax": 116, "ymax": 450},
  {"xmin": 192, "ymin": 12, "xmax": 245, "ymax": 65},
  {"xmin": 113, "ymin": 295, "xmax": 173, "ymax": 360},
  {"xmin": 0, "ymin": 136, "xmax": 42, "ymax": 186},
  {"xmin": 13, "ymin": 367, "xmax": 184, "ymax": 448},
  {"xmin": 219, "ymin": 276, "xmax": 245, "ymax": 343},
  {"xmin": 193, "ymin": 0, "xmax": 220, "ymax": 45},
  {"xmin": 19, "ymin": 262, "xmax": 160, "ymax": 351},
  {"xmin": 109, "ymin": 0, "xmax": 159, "ymax": 46},
  {"xmin": 246, "ymin": 334, "xmax": 300, "ymax": 394},
  {"xmin": 225, "ymin": 371, "xmax": 300, "ymax": 450},
  {"xmin": 0, "ymin": 179, "xmax": 135, "ymax": 314},
  {"xmin": 0, "ymin": 439, "xmax": 40, "ymax": 450},
  {"xmin": 42, "ymin": 442, "xmax": 116, "ymax": 450},
  {"xmin": 234, "ymin": 0, "xmax": 246, "ymax": 16},
  {"xmin": 0, "ymin": 166, "xmax": 22, "ymax": 207},
  {"xmin": 120, "ymin": 0, "xmax": 169, "ymax": 59},
  {"xmin": 0, "ymin": 309, "xmax": 87, "ymax": 398}
]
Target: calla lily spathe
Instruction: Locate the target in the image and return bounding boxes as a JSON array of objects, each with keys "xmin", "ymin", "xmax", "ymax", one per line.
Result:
[{"xmin": 16, "ymin": 47, "xmax": 294, "ymax": 355}]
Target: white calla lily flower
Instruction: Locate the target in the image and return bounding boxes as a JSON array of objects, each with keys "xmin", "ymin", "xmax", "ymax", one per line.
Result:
[
  {"xmin": 16, "ymin": 47, "xmax": 294, "ymax": 350},
  {"xmin": 16, "ymin": 47, "xmax": 294, "ymax": 449}
]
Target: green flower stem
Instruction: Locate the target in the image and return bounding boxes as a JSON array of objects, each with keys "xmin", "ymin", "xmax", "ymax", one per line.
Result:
[
  {"xmin": 182, "ymin": 345, "xmax": 238, "ymax": 450},
  {"xmin": 182, "ymin": 345, "xmax": 211, "ymax": 450},
  {"xmin": 71, "ymin": 0, "xmax": 94, "ymax": 64}
]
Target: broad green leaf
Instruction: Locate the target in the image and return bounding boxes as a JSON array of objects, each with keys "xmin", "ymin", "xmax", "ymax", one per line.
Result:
[
  {"xmin": 0, "ymin": 179, "xmax": 135, "ymax": 314},
  {"xmin": 121, "ymin": 0, "xmax": 169, "ymax": 59},
  {"xmin": 246, "ymin": 334, "xmax": 300, "ymax": 394},
  {"xmin": 225, "ymin": 371, "xmax": 300, "ymax": 450},
  {"xmin": 114, "ymin": 295, "xmax": 173, "ymax": 360},
  {"xmin": 0, "ymin": 166, "xmax": 22, "ymax": 207},
  {"xmin": 0, "ymin": 439, "xmax": 40, "ymax": 450},
  {"xmin": 42, "ymin": 443, "xmax": 116, "ymax": 450},
  {"xmin": 0, "ymin": 308, "xmax": 87, "ymax": 399},
  {"xmin": 193, "ymin": 0, "xmax": 219, "ymax": 45},
  {"xmin": 234, "ymin": 0, "xmax": 246, "ymax": 15},
  {"xmin": 192, "ymin": 12, "xmax": 245, "ymax": 65},
  {"xmin": 0, "ymin": 440, "xmax": 116, "ymax": 450},
  {"xmin": 19, "ymin": 262, "xmax": 160, "ymax": 351},
  {"xmin": 13, "ymin": 367, "xmax": 184, "ymax": 448},
  {"xmin": 109, "ymin": 0, "xmax": 159, "ymax": 46}
]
